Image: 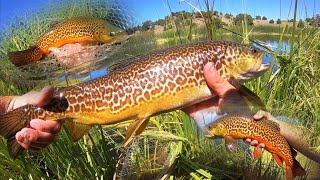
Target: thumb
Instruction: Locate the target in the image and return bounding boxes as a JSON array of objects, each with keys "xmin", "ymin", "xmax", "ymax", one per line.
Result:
[
  {"xmin": 29, "ymin": 86, "xmax": 54, "ymax": 106},
  {"xmin": 203, "ymin": 62, "xmax": 236, "ymax": 97}
]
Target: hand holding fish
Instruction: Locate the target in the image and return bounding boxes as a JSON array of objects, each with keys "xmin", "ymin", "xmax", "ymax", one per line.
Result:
[
  {"xmin": 10, "ymin": 62, "xmax": 264, "ymax": 151},
  {"xmin": 4, "ymin": 86, "xmax": 62, "ymax": 151},
  {"xmin": 183, "ymin": 62, "xmax": 266, "ymax": 147}
]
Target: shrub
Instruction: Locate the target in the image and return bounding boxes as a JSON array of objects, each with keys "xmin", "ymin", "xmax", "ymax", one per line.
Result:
[
  {"xmin": 297, "ymin": 19, "xmax": 304, "ymax": 28},
  {"xmin": 234, "ymin": 13, "xmax": 253, "ymax": 26},
  {"xmin": 269, "ymin": 19, "xmax": 274, "ymax": 24},
  {"xmin": 276, "ymin": 18, "xmax": 281, "ymax": 24}
]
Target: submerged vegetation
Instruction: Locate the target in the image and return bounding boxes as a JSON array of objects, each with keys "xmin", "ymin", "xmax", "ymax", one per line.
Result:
[{"xmin": 0, "ymin": 0, "xmax": 319, "ymax": 179}]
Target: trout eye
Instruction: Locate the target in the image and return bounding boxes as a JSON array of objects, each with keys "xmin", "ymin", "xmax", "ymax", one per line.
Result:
[
  {"xmin": 109, "ymin": 32, "xmax": 115, "ymax": 36},
  {"xmin": 251, "ymin": 48, "xmax": 258, "ymax": 54}
]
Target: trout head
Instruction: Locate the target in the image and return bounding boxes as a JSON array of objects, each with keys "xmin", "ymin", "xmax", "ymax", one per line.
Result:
[
  {"xmin": 95, "ymin": 22, "xmax": 129, "ymax": 43},
  {"xmin": 204, "ymin": 122, "xmax": 227, "ymax": 138},
  {"xmin": 219, "ymin": 42, "xmax": 270, "ymax": 83}
]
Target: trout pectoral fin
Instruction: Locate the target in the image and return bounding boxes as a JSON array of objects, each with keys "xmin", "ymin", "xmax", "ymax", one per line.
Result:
[
  {"xmin": 271, "ymin": 153, "xmax": 283, "ymax": 167},
  {"xmin": 224, "ymin": 136, "xmax": 237, "ymax": 153},
  {"xmin": 253, "ymin": 147, "xmax": 262, "ymax": 160},
  {"xmin": 123, "ymin": 118, "xmax": 149, "ymax": 147},
  {"xmin": 64, "ymin": 120, "xmax": 93, "ymax": 142},
  {"xmin": 231, "ymin": 81, "xmax": 266, "ymax": 110}
]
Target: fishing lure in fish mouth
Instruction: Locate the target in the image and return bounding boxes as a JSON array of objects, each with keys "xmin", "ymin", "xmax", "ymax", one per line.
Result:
[
  {"xmin": 7, "ymin": 17, "xmax": 128, "ymax": 67},
  {"xmin": 0, "ymin": 40, "xmax": 269, "ymax": 159},
  {"xmin": 205, "ymin": 115, "xmax": 306, "ymax": 180}
]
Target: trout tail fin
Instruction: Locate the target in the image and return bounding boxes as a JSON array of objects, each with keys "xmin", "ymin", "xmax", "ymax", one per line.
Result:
[
  {"xmin": 0, "ymin": 105, "xmax": 34, "ymax": 159},
  {"xmin": 286, "ymin": 158, "xmax": 306, "ymax": 180},
  {"xmin": 292, "ymin": 159, "xmax": 306, "ymax": 178},
  {"xmin": 7, "ymin": 46, "xmax": 44, "ymax": 66}
]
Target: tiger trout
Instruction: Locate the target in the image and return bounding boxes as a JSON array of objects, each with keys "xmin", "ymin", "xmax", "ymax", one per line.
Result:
[
  {"xmin": 0, "ymin": 40, "xmax": 269, "ymax": 159},
  {"xmin": 8, "ymin": 17, "xmax": 128, "ymax": 66},
  {"xmin": 205, "ymin": 115, "xmax": 306, "ymax": 180}
]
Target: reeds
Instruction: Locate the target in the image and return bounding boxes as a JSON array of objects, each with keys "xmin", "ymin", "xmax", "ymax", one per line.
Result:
[{"xmin": 0, "ymin": 0, "xmax": 318, "ymax": 179}]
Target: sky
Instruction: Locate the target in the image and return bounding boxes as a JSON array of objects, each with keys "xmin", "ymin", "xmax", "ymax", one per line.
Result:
[{"xmin": 0, "ymin": 0, "xmax": 319, "ymax": 30}]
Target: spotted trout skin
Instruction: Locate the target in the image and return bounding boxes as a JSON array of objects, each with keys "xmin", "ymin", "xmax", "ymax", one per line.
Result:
[
  {"xmin": 0, "ymin": 40, "xmax": 269, "ymax": 158},
  {"xmin": 205, "ymin": 115, "xmax": 306, "ymax": 180},
  {"xmin": 8, "ymin": 17, "xmax": 127, "ymax": 66}
]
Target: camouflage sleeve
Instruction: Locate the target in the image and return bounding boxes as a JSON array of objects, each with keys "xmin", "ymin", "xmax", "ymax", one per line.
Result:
[{"xmin": 0, "ymin": 96, "xmax": 15, "ymax": 114}]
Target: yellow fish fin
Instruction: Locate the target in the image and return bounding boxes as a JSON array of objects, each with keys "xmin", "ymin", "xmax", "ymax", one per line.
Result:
[
  {"xmin": 64, "ymin": 120, "xmax": 93, "ymax": 142},
  {"xmin": 253, "ymin": 147, "xmax": 262, "ymax": 160},
  {"xmin": 230, "ymin": 80, "xmax": 266, "ymax": 111},
  {"xmin": 224, "ymin": 136, "xmax": 237, "ymax": 153},
  {"xmin": 123, "ymin": 118, "xmax": 149, "ymax": 147},
  {"xmin": 271, "ymin": 153, "xmax": 283, "ymax": 167}
]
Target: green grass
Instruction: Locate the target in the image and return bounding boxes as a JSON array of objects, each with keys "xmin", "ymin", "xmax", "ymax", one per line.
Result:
[{"xmin": 0, "ymin": 0, "xmax": 319, "ymax": 179}]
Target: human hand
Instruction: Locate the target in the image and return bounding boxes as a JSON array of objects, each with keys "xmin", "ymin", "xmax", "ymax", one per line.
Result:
[
  {"xmin": 183, "ymin": 62, "xmax": 250, "ymax": 121},
  {"xmin": 7, "ymin": 86, "xmax": 62, "ymax": 151},
  {"xmin": 183, "ymin": 62, "xmax": 265, "ymax": 148}
]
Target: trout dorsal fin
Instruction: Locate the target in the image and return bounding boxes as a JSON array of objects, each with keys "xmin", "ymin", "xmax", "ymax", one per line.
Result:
[
  {"xmin": 63, "ymin": 120, "xmax": 93, "ymax": 142},
  {"xmin": 123, "ymin": 118, "xmax": 149, "ymax": 147}
]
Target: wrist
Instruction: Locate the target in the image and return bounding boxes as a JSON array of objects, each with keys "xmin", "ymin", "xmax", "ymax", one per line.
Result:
[{"xmin": 0, "ymin": 96, "xmax": 16, "ymax": 113}]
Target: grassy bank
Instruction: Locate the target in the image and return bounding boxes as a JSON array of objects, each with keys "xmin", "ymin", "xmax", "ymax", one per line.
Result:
[{"xmin": 0, "ymin": 0, "xmax": 319, "ymax": 179}]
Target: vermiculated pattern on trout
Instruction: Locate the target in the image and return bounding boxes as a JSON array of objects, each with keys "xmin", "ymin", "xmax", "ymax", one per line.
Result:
[
  {"xmin": 0, "ymin": 40, "xmax": 269, "ymax": 159},
  {"xmin": 8, "ymin": 17, "xmax": 128, "ymax": 66},
  {"xmin": 205, "ymin": 115, "xmax": 306, "ymax": 180}
]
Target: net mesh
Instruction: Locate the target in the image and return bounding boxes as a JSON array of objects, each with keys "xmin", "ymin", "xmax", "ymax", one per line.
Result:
[{"xmin": 0, "ymin": 0, "xmax": 135, "ymax": 80}]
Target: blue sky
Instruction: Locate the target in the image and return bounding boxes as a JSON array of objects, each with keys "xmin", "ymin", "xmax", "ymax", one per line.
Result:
[{"xmin": 1, "ymin": 0, "xmax": 319, "ymax": 29}]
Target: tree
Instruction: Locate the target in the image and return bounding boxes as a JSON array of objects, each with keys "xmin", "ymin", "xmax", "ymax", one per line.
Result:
[
  {"xmin": 154, "ymin": 19, "xmax": 165, "ymax": 26},
  {"xmin": 289, "ymin": 19, "xmax": 294, "ymax": 22},
  {"xmin": 234, "ymin": 13, "xmax": 254, "ymax": 26},
  {"xmin": 141, "ymin": 20, "xmax": 154, "ymax": 31},
  {"xmin": 225, "ymin": 13, "xmax": 233, "ymax": 19},
  {"xmin": 212, "ymin": 17, "xmax": 223, "ymax": 28},
  {"xmin": 262, "ymin": 16, "xmax": 267, "ymax": 20},
  {"xmin": 297, "ymin": 19, "xmax": 304, "ymax": 28},
  {"xmin": 269, "ymin": 19, "xmax": 274, "ymax": 24},
  {"xmin": 255, "ymin": 15, "xmax": 261, "ymax": 20},
  {"xmin": 277, "ymin": 18, "xmax": 281, "ymax": 24}
]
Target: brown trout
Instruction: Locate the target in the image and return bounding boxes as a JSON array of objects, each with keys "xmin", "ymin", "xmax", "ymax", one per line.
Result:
[
  {"xmin": 8, "ymin": 17, "xmax": 128, "ymax": 66},
  {"xmin": 0, "ymin": 40, "xmax": 269, "ymax": 159},
  {"xmin": 205, "ymin": 115, "xmax": 306, "ymax": 180}
]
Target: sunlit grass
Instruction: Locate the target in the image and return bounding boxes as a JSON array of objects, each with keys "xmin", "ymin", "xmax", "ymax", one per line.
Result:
[{"xmin": 0, "ymin": 0, "xmax": 319, "ymax": 179}]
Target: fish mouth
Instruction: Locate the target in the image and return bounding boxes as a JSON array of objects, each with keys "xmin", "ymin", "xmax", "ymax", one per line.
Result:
[
  {"xmin": 256, "ymin": 63, "xmax": 270, "ymax": 73},
  {"xmin": 238, "ymin": 63, "xmax": 270, "ymax": 83}
]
